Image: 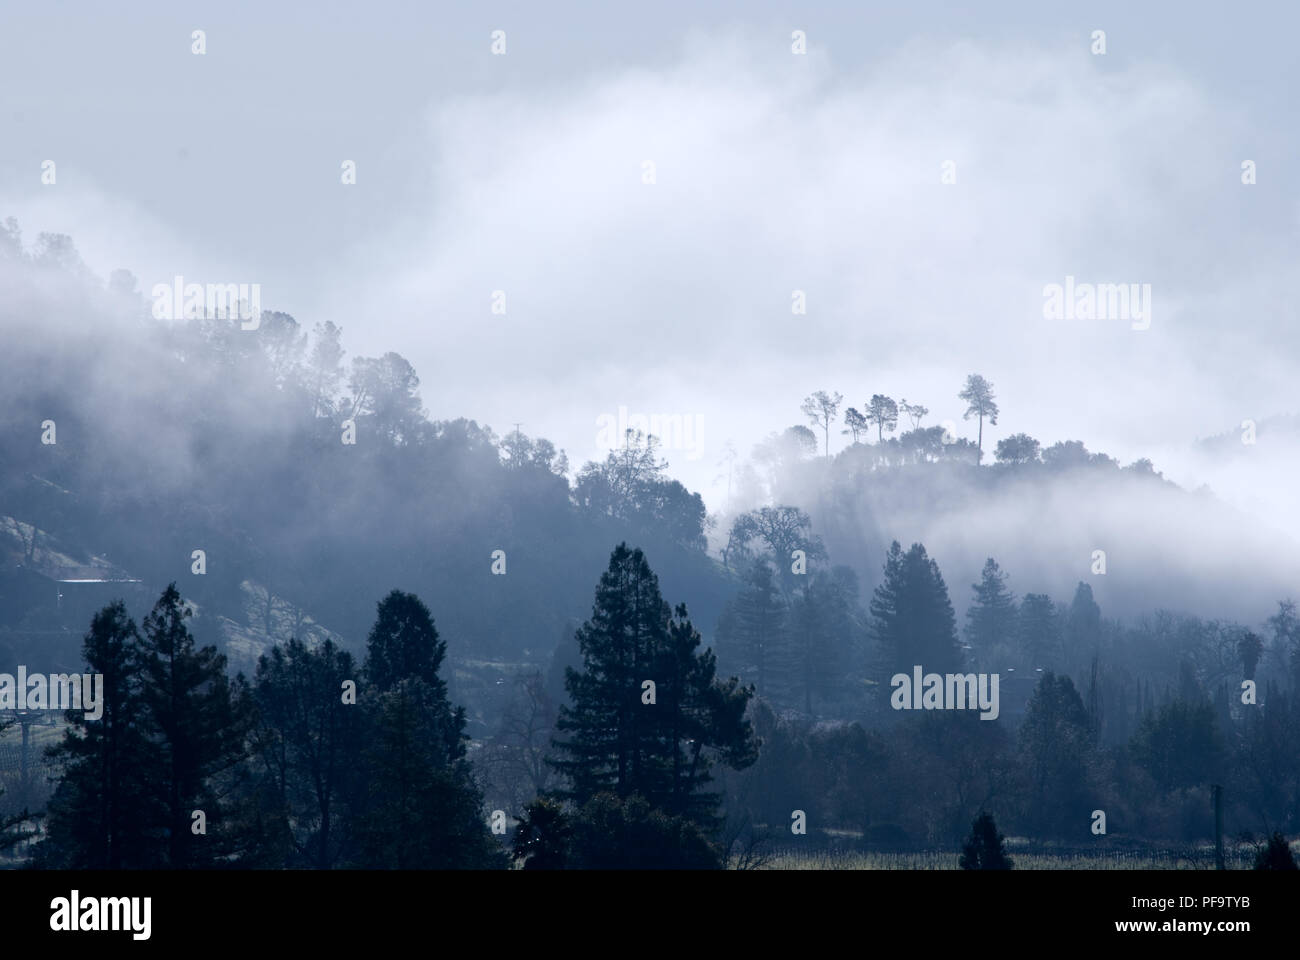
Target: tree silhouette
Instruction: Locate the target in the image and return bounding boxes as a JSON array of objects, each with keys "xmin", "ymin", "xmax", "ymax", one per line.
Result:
[
  {"xmin": 135, "ymin": 584, "xmax": 251, "ymax": 868},
  {"xmin": 841, "ymin": 407, "xmax": 868, "ymax": 444},
  {"xmin": 352, "ymin": 590, "xmax": 502, "ymax": 868},
  {"xmin": 800, "ymin": 391, "xmax": 843, "ymax": 460},
  {"xmin": 1254, "ymin": 833, "xmax": 1298, "ymax": 870},
  {"xmin": 784, "ymin": 567, "xmax": 859, "ymax": 715},
  {"xmin": 899, "ymin": 399, "xmax": 929, "ymax": 429},
  {"xmin": 995, "ymin": 433, "xmax": 1040, "ymax": 464},
  {"xmin": 958, "ymin": 374, "xmax": 999, "ymax": 464},
  {"xmin": 1017, "ymin": 673, "xmax": 1094, "ymax": 837},
  {"xmin": 550, "ymin": 544, "xmax": 757, "ymax": 827},
  {"xmin": 250, "ymin": 636, "xmax": 363, "ymax": 868},
  {"xmin": 512, "ymin": 797, "xmax": 571, "ymax": 869},
  {"xmin": 346, "ymin": 351, "xmax": 423, "ymax": 445},
  {"xmin": 1015, "ymin": 594, "xmax": 1058, "ymax": 669},
  {"xmin": 959, "ymin": 811, "xmax": 1013, "ymax": 869},
  {"xmin": 965, "ymin": 558, "xmax": 1016, "ymax": 662},
  {"xmin": 40, "ymin": 601, "xmax": 152, "ymax": 868},
  {"xmin": 725, "ymin": 505, "xmax": 826, "ymax": 595},
  {"xmin": 567, "ymin": 792, "xmax": 721, "ymax": 869},
  {"xmin": 870, "ymin": 541, "xmax": 964, "ymax": 676},
  {"xmin": 865, "ymin": 394, "xmax": 899, "ymax": 443},
  {"xmin": 1237, "ymin": 630, "xmax": 1264, "ymax": 681},
  {"xmin": 718, "ymin": 560, "xmax": 787, "ymax": 698}
]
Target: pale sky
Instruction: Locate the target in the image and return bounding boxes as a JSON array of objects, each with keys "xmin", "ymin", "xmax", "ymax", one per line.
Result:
[{"xmin": 3, "ymin": 1, "xmax": 1296, "ymax": 522}]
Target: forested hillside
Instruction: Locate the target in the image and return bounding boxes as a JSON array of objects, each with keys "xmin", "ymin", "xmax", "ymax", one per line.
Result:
[{"xmin": 2, "ymin": 223, "xmax": 1299, "ymax": 868}]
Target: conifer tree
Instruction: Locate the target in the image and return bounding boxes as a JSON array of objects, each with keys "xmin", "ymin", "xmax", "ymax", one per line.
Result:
[
  {"xmin": 1063, "ymin": 581, "xmax": 1102, "ymax": 676},
  {"xmin": 783, "ymin": 567, "xmax": 859, "ymax": 715},
  {"xmin": 965, "ymin": 558, "xmax": 1016, "ymax": 662},
  {"xmin": 870, "ymin": 541, "xmax": 964, "ymax": 677},
  {"xmin": 718, "ymin": 560, "xmax": 786, "ymax": 699},
  {"xmin": 1017, "ymin": 672, "xmax": 1094, "ymax": 837},
  {"xmin": 352, "ymin": 590, "xmax": 503, "ymax": 868},
  {"xmin": 41, "ymin": 601, "xmax": 152, "ymax": 868},
  {"xmin": 959, "ymin": 811, "xmax": 1013, "ymax": 869},
  {"xmin": 250, "ymin": 636, "xmax": 363, "ymax": 868},
  {"xmin": 657, "ymin": 603, "xmax": 758, "ymax": 826},
  {"xmin": 550, "ymin": 544, "xmax": 758, "ymax": 829},
  {"xmin": 135, "ymin": 584, "xmax": 251, "ymax": 868},
  {"xmin": 1016, "ymin": 593, "xmax": 1059, "ymax": 670}
]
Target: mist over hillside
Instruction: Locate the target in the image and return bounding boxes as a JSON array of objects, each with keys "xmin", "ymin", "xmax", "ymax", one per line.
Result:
[
  {"xmin": 3, "ymin": 224, "xmax": 1296, "ymax": 700},
  {"xmin": 2, "ymin": 6, "xmax": 1299, "ymax": 891}
]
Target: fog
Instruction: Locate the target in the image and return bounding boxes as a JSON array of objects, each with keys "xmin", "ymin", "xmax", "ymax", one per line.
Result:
[
  {"xmin": 4, "ymin": 2, "xmax": 1300, "ymax": 884},
  {"xmin": 3, "ymin": 8, "xmax": 1297, "ymax": 525}
]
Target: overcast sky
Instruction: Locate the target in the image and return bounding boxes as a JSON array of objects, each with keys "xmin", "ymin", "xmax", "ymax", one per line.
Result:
[{"xmin": 3, "ymin": 1, "xmax": 1297, "ymax": 519}]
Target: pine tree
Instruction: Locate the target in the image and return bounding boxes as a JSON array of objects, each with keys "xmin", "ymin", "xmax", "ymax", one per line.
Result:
[
  {"xmin": 959, "ymin": 811, "xmax": 1013, "ymax": 869},
  {"xmin": 40, "ymin": 601, "xmax": 153, "ymax": 868},
  {"xmin": 1016, "ymin": 593, "xmax": 1058, "ymax": 670},
  {"xmin": 657, "ymin": 603, "xmax": 758, "ymax": 826},
  {"xmin": 1063, "ymin": 581, "xmax": 1102, "ymax": 676},
  {"xmin": 353, "ymin": 678, "xmax": 502, "ymax": 868},
  {"xmin": 720, "ymin": 560, "xmax": 786, "ymax": 699},
  {"xmin": 870, "ymin": 541, "xmax": 964, "ymax": 677},
  {"xmin": 352, "ymin": 590, "xmax": 503, "ymax": 868},
  {"xmin": 363, "ymin": 589, "xmax": 453, "ymax": 697},
  {"xmin": 965, "ymin": 558, "xmax": 1016, "ymax": 662},
  {"xmin": 784, "ymin": 567, "xmax": 858, "ymax": 715},
  {"xmin": 1017, "ymin": 672, "xmax": 1094, "ymax": 837},
  {"xmin": 135, "ymin": 584, "xmax": 251, "ymax": 868},
  {"xmin": 550, "ymin": 544, "xmax": 758, "ymax": 830},
  {"xmin": 249, "ymin": 636, "xmax": 363, "ymax": 868},
  {"xmin": 550, "ymin": 544, "xmax": 672, "ymax": 805}
]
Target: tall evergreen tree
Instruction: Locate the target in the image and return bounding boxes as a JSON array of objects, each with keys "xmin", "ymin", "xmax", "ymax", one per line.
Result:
[
  {"xmin": 352, "ymin": 590, "xmax": 502, "ymax": 868},
  {"xmin": 870, "ymin": 541, "xmax": 964, "ymax": 677},
  {"xmin": 250, "ymin": 637, "xmax": 363, "ymax": 868},
  {"xmin": 363, "ymin": 589, "xmax": 452, "ymax": 696},
  {"xmin": 657, "ymin": 603, "xmax": 758, "ymax": 826},
  {"xmin": 551, "ymin": 545, "xmax": 671, "ymax": 806},
  {"xmin": 40, "ymin": 601, "xmax": 152, "ymax": 868},
  {"xmin": 784, "ymin": 567, "xmax": 859, "ymax": 715},
  {"xmin": 1017, "ymin": 593, "xmax": 1059, "ymax": 670},
  {"xmin": 135, "ymin": 584, "xmax": 251, "ymax": 868},
  {"xmin": 1063, "ymin": 581, "xmax": 1102, "ymax": 676},
  {"xmin": 717, "ymin": 560, "xmax": 787, "ymax": 699},
  {"xmin": 965, "ymin": 558, "xmax": 1016, "ymax": 662},
  {"xmin": 1016, "ymin": 672, "xmax": 1094, "ymax": 838},
  {"xmin": 550, "ymin": 544, "xmax": 758, "ymax": 829},
  {"xmin": 353, "ymin": 678, "xmax": 502, "ymax": 868}
]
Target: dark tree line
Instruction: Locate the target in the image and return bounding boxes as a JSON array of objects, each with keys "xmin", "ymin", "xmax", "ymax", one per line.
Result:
[{"xmin": 37, "ymin": 586, "xmax": 502, "ymax": 868}]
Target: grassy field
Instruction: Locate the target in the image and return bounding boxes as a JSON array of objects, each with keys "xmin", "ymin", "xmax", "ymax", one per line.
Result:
[{"xmin": 759, "ymin": 841, "xmax": 1272, "ymax": 870}]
